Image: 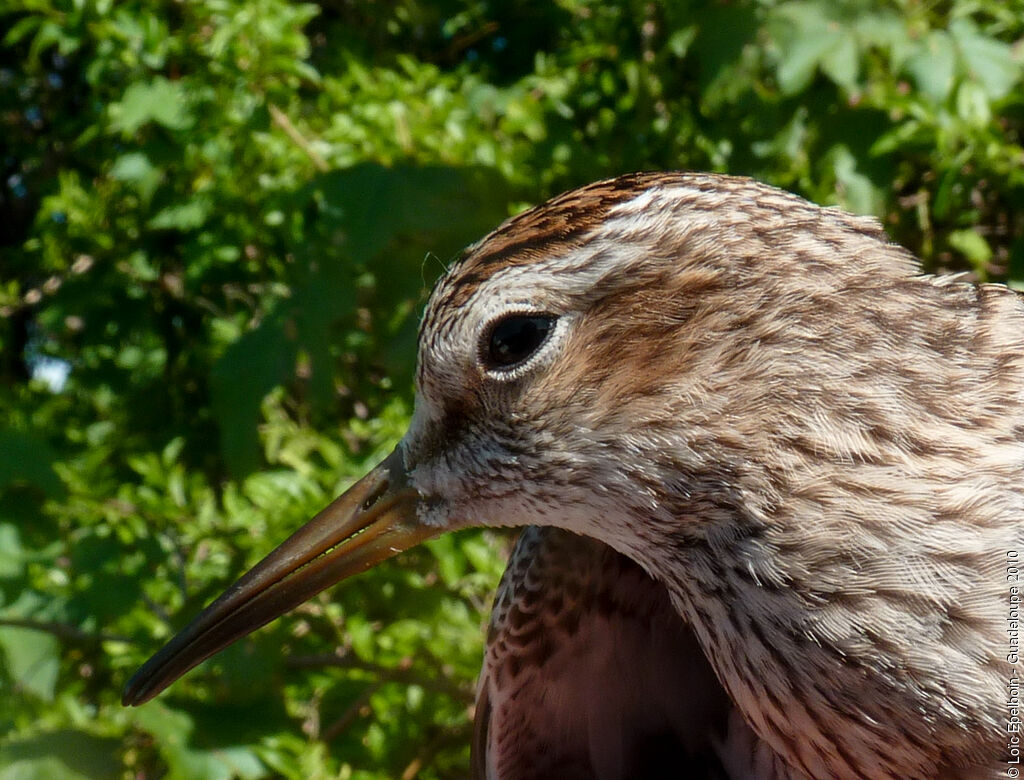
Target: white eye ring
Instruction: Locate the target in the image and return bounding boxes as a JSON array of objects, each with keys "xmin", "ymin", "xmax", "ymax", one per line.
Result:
[{"xmin": 479, "ymin": 310, "xmax": 565, "ymax": 381}]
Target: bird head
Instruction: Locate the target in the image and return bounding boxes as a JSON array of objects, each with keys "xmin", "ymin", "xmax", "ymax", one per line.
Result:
[{"xmin": 122, "ymin": 171, "xmax": 918, "ymax": 706}]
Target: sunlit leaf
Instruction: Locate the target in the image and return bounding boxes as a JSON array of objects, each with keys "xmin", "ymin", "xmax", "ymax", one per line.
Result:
[
  {"xmin": 905, "ymin": 31, "xmax": 956, "ymax": 102},
  {"xmin": 109, "ymin": 77, "xmax": 194, "ymax": 134},
  {"xmin": 948, "ymin": 228, "xmax": 993, "ymax": 273},
  {"xmin": 0, "ymin": 624, "xmax": 59, "ymax": 701},
  {"xmin": 110, "ymin": 152, "xmax": 162, "ymax": 203},
  {"xmin": 952, "ymin": 18, "xmax": 1021, "ymax": 100}
]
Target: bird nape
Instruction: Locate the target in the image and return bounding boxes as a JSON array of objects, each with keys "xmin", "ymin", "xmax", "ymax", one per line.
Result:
[{"xmin": 123, "ymin": 172, "xmax": 1020, "ymax": 780}]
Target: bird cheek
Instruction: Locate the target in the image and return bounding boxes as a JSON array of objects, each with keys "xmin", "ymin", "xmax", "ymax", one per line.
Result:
[
  {"xmin": 407, "ymin": 458, "xmax": 500, "ymax": 532},
  {"xmin": 406, "ymin": 458, "xmax": 462, "ymax": 528},
  {"xmin": 415, "ymin": 491, "xmax": 456, "ymax": 528}
]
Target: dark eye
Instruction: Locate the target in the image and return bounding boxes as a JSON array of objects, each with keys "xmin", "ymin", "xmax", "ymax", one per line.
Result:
[{"xmin": 484, "ymin": 314, "xmax": 556, "ymax": 370}]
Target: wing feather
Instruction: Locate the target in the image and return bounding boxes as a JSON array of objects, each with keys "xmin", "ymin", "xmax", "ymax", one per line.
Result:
[{"xmin": 472, "ymin": 526, "xmax": 792, "ymax": 780}]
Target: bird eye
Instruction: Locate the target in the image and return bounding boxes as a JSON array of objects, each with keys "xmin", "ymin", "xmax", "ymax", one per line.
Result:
[{"xmin": 484, "ymin": 314, "xmax": 556, "ymax": 370}]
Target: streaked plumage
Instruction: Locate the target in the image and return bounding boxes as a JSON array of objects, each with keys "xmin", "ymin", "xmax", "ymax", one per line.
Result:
[
  {"xmin": 125, "ymin": 172, "xmax": 1022, "ymax": 779},
  {"xmin": 475, "ymin": 526, "xmax": 790, "ymax": 779}
]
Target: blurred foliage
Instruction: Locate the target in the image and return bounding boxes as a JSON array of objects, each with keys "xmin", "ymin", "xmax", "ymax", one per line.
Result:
[{"xmin": 0, "ymin": 0, "xmax": 1022, "ymax": 777}]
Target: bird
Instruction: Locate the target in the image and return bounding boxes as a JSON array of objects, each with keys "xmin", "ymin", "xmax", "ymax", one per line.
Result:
[{"xmin": 123, "ymin": 171, "xmax": 1022, "ymax": 779}]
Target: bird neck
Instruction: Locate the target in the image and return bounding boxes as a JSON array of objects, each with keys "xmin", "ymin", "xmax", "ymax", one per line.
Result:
[{"xmin": 627, "ymin": 478, "xmax": 1004, "ymax": 780}]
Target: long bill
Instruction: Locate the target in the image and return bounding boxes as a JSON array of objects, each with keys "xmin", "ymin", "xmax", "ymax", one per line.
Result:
[{"xmin": 122, "ymin": 446, "xmax": 435, "ymax": 706}]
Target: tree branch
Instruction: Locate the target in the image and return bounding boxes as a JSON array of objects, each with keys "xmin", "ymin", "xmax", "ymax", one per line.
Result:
[
  {"xmin": 268, "ymin": 104, "xmax": 330, "ymax": 173},
  {"xmin": 0, "ymin": 617, "xmax": 135, "ymax": 645},
  {"xmin": 320, "ymin": 680, "xmax": 382, "ymax": 743},
  {"xmin": 287, "ymin": 652, "xmax": 475, "ymax": 704},
  {"xmin": 401, "ymin": 723, "xmax": 473, "ymax": 780}
]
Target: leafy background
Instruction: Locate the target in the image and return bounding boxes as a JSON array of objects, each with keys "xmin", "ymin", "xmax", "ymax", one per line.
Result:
[{"xmin": 1, "ymin": 0, "xmax": 1022, "ymax": 777}]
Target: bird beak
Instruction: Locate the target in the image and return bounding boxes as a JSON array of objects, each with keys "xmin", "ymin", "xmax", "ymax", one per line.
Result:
[{"xmin": 122, "ymin": 445, "xmax": 435, "ymax": 706}]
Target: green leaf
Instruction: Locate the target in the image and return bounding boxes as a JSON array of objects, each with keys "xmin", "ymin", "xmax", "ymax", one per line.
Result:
[
  {"xmin": 0, "ymin": 429, "xmax": 62, "ymax": 497},
  {"xmin": 905, "ymin": 31, "xmax": 956, "ymax": 101},
  {"xmin": 666, "ymin": 27, "xmax": 697, "ymax": 58},
  {"xmin": 131, "ymin": 704, "xmax": 266, "ymax": 780},
  {"xmin": 951, "ymin": 18, "xmax": 1021, "ymax": 99},
  {"xmin": 0, "ymin": 524, "xmax": 26, "ymax": 579},
  {"xmin": 956, "ymin": 81, "xmax": 992, "ymax": 127},
  {"xmin": 109, "ymin": 152, "xmax": 162, "ymax": 203},
  {"xmin": 821, "ymin": 34, "xmax": 859, "ymax": 90},
  {"xmin": 0, "ymin": 624, "xmax": 59, "ymax": 701},
  {"xmin": 869, "ymin": 119, "xmax": 927, "ymax": 156},
  {"xmin": 831, "ymin": 145, "xmax": 883, "ymax": 216},
  {"xmin": 109, "ymin": 77, "xmax": 194, "ymax": 135},
  {"xmin": 425, "ymin": 534, "xmax": 466, "ymax": 586},
  {"xmin": 0, "ymin": 757, "xmax": 91, "ymax": 780},
  {"xmin": 948, "ymin": 229, "xmax": 993, "ymax": 272},
  {"xmin": 211, "ymin": 320, "xmax": 296, "ymax": 476},
  {"xmin": 769, "ymin": 2, "xmax": 841, "ymax": 95},
  {"xmin": 2, "ymin": 16, "xmax": 42, "ymax": 47},
  {"xmin": 0, "ymin": 731, "xmax": 123, "ymax": 780},
  {"xmin": 164, "ymin": 745, "xmax": 265, "ymax": 780},
  {"xmin": 148, "ymin": 198, "xmax": 213, "ymax": 231},
  {"xmin": 776, "ymin": 31, "xmax": 838, "ymax": 95}
]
